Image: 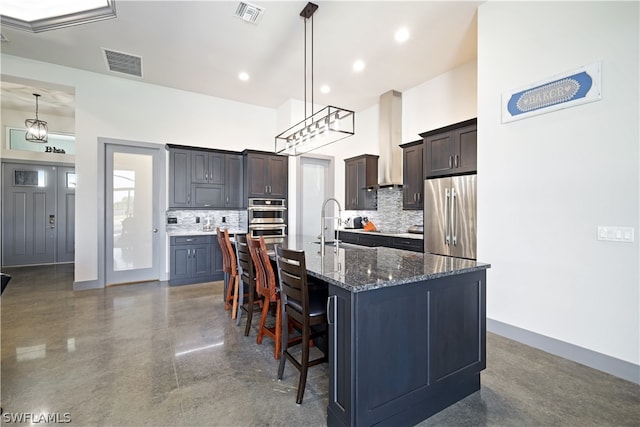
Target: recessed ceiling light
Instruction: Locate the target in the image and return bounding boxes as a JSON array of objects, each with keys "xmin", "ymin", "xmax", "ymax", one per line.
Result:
[
  {"xmin": 395, "ymin": 27, "xmax": 410, "ymax": 44},
  {"xmin": 353, "ymin": 60, "xmax": 365, "ymax": 73},
  {"xmin": 238, "ymin": 72, "xmax": 250, "ymax": 81},
  {"xmin": 320, "ymin": 85, "xmax": 330, "ymax": 94}
]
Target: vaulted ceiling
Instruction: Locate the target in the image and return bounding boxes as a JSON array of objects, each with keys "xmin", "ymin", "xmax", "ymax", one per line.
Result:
[{"xmin": 1, "ymin": 1, "xmax": 480, "ymax": 117}]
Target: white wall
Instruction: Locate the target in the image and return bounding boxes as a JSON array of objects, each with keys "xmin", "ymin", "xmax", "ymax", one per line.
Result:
[
  {"xmin": 1, "ymin": 54, "xmax": 276, "ymax": 284},
  {"xmin": 478, "ymin": 1, "xmax": 639, "ymax": 368},
  {"xmin": 403, "ymin": 60, "xmax": 477, "ymax": 138}
]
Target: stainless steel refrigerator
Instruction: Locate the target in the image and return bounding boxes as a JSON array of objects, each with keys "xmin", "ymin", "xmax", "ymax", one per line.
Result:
[{"xmin": 424, "ymin": 174, "xmax": 477, "ymax": 260}]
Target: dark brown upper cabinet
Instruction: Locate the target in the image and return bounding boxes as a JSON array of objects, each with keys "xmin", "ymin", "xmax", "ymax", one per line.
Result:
[
  {"xmin": 421, "ymin": 118, "xmax": 477, "ymax": 178},
  {"xmin": 344, "ymin": 154, "xmax": 378, "ymax": 210},
  {"xmin": 243, "ymin": 150, "xmax": 289, "ymax": 199},
  {"xmin": 400, "ymin": 139, "xmax": 423, "ymax": 210}
]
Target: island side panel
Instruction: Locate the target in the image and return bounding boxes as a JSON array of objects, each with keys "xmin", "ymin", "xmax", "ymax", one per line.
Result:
[
  {"xmin": 327, "ymin": 284, "xmax": 354, "ymax": 427},
  {"xmin": 327, "ymin": 270, "xmax": 487, "ymax": 427}
]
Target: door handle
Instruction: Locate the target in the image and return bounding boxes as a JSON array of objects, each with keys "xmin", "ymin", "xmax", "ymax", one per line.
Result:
[
  {"xmin": 451, "ymin": 188, "xmax": 457, "ymax": 245},
  {"xmin": 454, "ymin": 154, "xmax": 459, "ymax": 168},
  {"xmin": 327, "ymin": 295, "xmax": 338, "ymax": 401},
  {"xmin": 449, "ymin": 156, "xmax": 453, "ymax": 169},
  {"xmin": 444, "ymin": 188, "xmax": 450, "ymax": 245},
  {"xmin": 153, "ymin": 228, "xmax": 158, "ymax": 233}
]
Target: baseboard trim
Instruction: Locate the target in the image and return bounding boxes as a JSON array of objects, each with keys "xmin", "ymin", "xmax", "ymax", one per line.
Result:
[
  {"xmin": 73, "ymin": 279, "xmax": 102, "ymax": 291},
  {"xmin": 487, "ymin": 318, "xmax": 639, "ymax": 385}
]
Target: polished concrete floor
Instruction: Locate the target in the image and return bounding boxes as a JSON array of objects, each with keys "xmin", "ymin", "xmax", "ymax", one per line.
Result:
[{"xmin": 1, "ymin": 264, "xmax": 638, "ymax": 426}]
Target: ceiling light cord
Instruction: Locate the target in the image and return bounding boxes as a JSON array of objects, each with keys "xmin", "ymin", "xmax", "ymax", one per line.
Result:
[{"xmin": 303, "ymin": 11, "xmax": 315, "ymax": 125}]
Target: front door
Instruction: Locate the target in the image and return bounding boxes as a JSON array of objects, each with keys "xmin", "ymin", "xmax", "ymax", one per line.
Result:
[
  {"xmin": 2, "ymin": 163, "xmax": 56, "ymax": 266},
  {"xmin": 105, "ymin": 144, "xmax": 160, "ymax": 285}
]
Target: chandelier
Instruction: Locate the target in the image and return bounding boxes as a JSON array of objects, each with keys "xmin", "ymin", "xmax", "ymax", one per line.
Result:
[
  {"xmin": 275, "ymin": 2, "xmax": 354, "ymax": 156},
  {"xmin": 25, "ymin": 93, "xmax": 48, "ymax": 143}
]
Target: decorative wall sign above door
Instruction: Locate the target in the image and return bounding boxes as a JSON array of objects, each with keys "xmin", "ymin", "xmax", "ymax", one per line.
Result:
[{"xmin": 502, "ymin": 62, "xmax": 601, "ymax": 123}]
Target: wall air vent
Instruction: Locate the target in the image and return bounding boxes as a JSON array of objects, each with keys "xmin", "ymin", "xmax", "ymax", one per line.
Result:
[
  {"xmin": 103, "ymin": 48, "xmax": 142, "ymax": 77},
  {"xmin": 234, "ymin": 1, "xmax": 265, "ymax": 24}
]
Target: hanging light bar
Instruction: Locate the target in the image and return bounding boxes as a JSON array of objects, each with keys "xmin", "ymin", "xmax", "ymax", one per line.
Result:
[
  {"xmin": 274, "ymin": 2, "xmax": 355, "ymax": 156},
  {"xmin": 275, "ymin": 105, "xmax": 354, "ymax": 156},
  {"xmin": 25, "ymin": 93, "xmax": 48, "ymax": 143}
]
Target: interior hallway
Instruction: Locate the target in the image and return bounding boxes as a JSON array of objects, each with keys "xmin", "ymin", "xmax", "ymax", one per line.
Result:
[{"xmin": 1, "ymin": 264, "xmax": 638, "ymax": 426}]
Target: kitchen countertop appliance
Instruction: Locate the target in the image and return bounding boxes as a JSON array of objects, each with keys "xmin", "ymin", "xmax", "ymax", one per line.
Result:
[
  {"xmin": 344, "ymin": 216, "xmax": 363, "ymax": 229},
  {"xmin": 424, "ymin": 174, "xmax": 477, "ymax": 260}
]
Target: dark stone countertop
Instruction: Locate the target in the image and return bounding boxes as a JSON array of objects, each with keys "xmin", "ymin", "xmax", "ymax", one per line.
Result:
[{"xmin": 264, "ymin": 235, "xmax": 490, "ymax": 294}]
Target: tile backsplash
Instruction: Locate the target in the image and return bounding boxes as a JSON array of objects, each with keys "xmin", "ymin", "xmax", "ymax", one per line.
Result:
[
  {"xmin": 166, "ymin": 188, "xmax": 420, "ymax": 235},
  {"xmin": 166, "ymin": 209, "xmax": 247, "ymax": 234},
  {"xmin": 344, "ymin": 187, "xmax": 422, "ymax": 233}
]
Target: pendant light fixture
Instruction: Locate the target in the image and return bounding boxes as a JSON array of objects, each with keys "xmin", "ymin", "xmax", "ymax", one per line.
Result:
[
  {"xmin": 25, "ymin": 93, "xmax": 48, "ymax": 143},
  {"xmin": 275, "ymin": 2, "xmax": 354, "ymax": 156}
]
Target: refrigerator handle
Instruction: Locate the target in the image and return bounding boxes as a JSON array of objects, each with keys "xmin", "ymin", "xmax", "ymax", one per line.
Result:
[
  {"xmin": 451, "ymin": 187, "xmax": 457, "ymax": 245},
  {"xmin": 445, "ymin": 188, "xmax": 450, "ymax": 245}
]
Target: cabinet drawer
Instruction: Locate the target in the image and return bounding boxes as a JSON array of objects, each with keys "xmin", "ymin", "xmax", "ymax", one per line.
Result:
[
  {"xmin": 171, "ymin": 235, "xmax": 214, "ymax": 245},
  {"xmin": 392, "ymin": 237, "xmax": 423, "ymax": 252},
  {"xmin": 358, "ymin": 234, "xmax": 392, "ymax": 247}
]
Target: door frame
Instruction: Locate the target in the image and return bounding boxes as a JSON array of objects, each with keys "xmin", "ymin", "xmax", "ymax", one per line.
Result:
[
  {"xmin": 295, "ymin": 154, "xmax": 335, "ymax": 238},
  {"xmin": 97, "ymin": 137, "xmax": 167, "ymax": 287}
]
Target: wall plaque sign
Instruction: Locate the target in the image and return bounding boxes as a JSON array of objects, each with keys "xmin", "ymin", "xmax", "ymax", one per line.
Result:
[{"xmin": 502, "ymin": 62, "xmax": 601, "ymax": 123}]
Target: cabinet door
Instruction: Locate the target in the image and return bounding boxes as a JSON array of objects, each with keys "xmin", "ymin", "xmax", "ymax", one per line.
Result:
[
  {"xmin": 246, "ymin": 154, "xmax": 268, "ymax": 198},
  {"xmin": 455, "ymin": 125, "xmax": 477, "ymax": 174},
  {"xmin": 327, "ymin": 285, "xmax": 353, "ymax": 427},
  {"xmin": 357, "ymin": 159, "xmax": 377, "ymax": 210},
  {"xmin": 225, "ymin": 154, "xmax": 244, "ymax": 208},
  {"xmin": 191, "ymin": 184, "xmax": 225, "ymax": 208},
  {"xmin": 403, "ymin": 144, "xmax": 423, "ymax": 209},
  {"xmin": 170, "ymin": 246, "xmax": 191, "ymax": 281},
  {"xmin": 209, "ymin": 153, "xmax": 225, "ymax": 185},
  {"xmin": 425, "ymin": 131, "xmax": 455, "ymax": 178},
  {"xmin": 212, "ymin": 241, "xmax": 224, "ymax": 280},
  {"xmin": 191, "ymin": 244, "xmax": 212, "ymax": 278},
  {"xmin": 267, "ymin": 155, "xmax": 288, "ymax": 197},
  {"xmin": 345, "ymin": 160, "xmax": 358, "ymax": 210},
  {"xmin": 169, "ymin": 149, "xmax": 191, "ymax": 208},
  {"xmin": 191, "ymin": 151, "xmax": 209, "ymax": 183}
]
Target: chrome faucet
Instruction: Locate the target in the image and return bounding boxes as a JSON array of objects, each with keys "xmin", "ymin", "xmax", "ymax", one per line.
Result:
[{"xmin": 320, "ymin": 197, "xmax": 342, "ymax": 256}]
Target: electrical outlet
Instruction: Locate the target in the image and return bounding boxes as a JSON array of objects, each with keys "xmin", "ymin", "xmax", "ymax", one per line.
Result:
[
  {"xmin": 196, "ymin": 217, "xmax": 200, "ymax": 223},
  {"xmin": 222, "ymin": 216, "xmax": 226, "ymax": 223}
]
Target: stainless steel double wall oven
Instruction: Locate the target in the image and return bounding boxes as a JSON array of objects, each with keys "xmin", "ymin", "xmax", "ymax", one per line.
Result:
[{"xmin": 247, "ymin": 198, "xmax": 287, "ymax": 240}]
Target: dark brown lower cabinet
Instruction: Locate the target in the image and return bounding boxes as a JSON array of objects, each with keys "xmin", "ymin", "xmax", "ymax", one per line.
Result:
[
  {"xmin": 327, "ymin": 270, "xmax": 486, "ymax": 426},
  {"xmin": 169, "ymin": 235, "xmax": 223, "ymax": 286}
]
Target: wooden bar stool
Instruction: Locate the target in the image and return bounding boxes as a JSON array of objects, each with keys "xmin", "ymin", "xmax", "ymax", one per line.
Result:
[
  {"xmin": 248, "ymin": 235, "xmax": 284, "ymax": 359},
  {"xmin": 219, "ymin": 229, "xmax": 239, "ymax": 318},
  {"xmin": 275, "ymin": 246, "xmax": 328, "ymax": 404},
  {"xmin": 234, "ymin": 233, "xmax": 263, "ymax": 334},
  {"xmin": 216, "ymin": 227, "xmax": 231, "ymax": 309}
]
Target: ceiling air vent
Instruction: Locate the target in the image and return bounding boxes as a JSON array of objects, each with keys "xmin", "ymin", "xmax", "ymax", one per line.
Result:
[
  {"xmin": 234, "ymin": 2, "xmax": 265, "ymax": 24},
  {"xmin": 103, "ymin": 48, "xmax": 142, "ymax": 77}
]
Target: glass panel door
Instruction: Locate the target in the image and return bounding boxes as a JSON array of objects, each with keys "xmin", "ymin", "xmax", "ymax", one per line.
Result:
[{"xmin": 105, "ymin": 145, "xmax": 159, "ymax": 285}]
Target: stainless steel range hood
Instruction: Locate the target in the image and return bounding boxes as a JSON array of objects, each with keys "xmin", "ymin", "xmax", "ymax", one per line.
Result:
[{"xmin": 372, "ymin": 89, "xmax": 403, "ymax": 189}]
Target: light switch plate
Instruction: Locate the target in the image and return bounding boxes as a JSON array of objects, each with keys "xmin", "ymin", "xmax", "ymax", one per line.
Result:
[{"xmin": 597, "ymin": 226, "xmax": 634, "ymax": 243}]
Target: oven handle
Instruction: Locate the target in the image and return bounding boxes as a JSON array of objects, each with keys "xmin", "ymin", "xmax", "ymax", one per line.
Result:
[
  {"xmin": 247, "ymin": 206, "xmax": 287, "ymax": 211},
  {"xmin": 248, "ymin": 224, "xmax": 287, "ymax": 230}
]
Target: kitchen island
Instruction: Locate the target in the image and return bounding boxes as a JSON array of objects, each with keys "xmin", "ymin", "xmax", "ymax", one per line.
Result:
[{"xmin": 266, "ymin": 235, "xmax": 490, "ymax": 427}]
